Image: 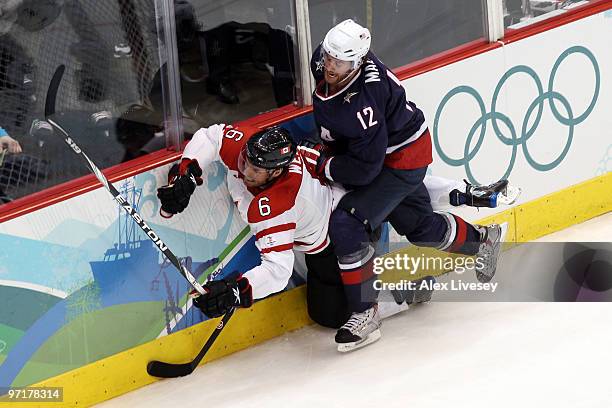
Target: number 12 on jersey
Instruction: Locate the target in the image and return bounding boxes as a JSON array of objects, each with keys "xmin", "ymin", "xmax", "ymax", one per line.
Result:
[{"xmin": 357, "ymin": 106, "xmax": 378, "ymax": 130}]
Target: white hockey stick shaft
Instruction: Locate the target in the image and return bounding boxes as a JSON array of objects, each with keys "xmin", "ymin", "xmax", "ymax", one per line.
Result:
[{"xmin": 46, "ymin": 118, "xmax": 206, "ymax": 295}]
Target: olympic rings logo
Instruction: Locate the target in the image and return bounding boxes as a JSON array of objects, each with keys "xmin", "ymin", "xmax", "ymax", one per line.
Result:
[{"xmin": 433, "ymin": 46, "xmax": 600, "ymax": 185}]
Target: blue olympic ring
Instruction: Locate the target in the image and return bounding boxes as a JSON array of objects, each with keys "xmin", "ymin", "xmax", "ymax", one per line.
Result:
[{"xmin": 433, "ymin": 46, "xmax": 600, "ymax": 185}]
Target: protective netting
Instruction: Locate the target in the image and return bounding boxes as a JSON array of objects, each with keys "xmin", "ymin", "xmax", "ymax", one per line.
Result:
[{"xmin": 0, "ymin": 0, "xmax": 161, "ymax": 202}]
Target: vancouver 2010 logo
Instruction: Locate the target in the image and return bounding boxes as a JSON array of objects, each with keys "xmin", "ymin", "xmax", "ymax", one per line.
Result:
[{"xmin": 433, "ymin": 46, "xmax": 600, "ymax": 185}]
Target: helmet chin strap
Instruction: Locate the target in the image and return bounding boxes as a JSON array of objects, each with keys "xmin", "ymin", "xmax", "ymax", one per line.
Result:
[{"xmin": 336, "ymin": 70, "xmax": 356, "ymax": 86}]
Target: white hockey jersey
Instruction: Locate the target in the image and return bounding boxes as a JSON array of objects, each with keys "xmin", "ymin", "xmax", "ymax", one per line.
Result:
[{"xmin": 182, "ymin": 124, "xmax": 338, "ymax": 299}]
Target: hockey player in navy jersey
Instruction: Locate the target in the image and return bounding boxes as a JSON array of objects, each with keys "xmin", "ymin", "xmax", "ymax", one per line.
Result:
[{"xmin": 310, "ymin": 19, "xmax": 509, "ymax": 351}]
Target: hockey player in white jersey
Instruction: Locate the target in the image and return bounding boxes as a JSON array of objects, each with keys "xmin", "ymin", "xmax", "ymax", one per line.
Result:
[{"xmin": 157, "ymin": 124, "xmax": 518, "ymax": 350}]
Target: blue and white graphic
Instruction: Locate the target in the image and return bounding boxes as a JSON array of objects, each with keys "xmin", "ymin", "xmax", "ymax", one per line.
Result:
[{"xmin": 0, "ymin": 163, "xmax": 260, "ymax": 388}]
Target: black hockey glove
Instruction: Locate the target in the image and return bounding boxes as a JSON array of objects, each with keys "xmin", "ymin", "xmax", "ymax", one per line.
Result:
[
  {"xmin": 193, "ymin": 275, "xmax": 253, "ymax": 318},
  {"xmin": 157, "ymin": 158, "xmax": 203, "ymax": 217}
]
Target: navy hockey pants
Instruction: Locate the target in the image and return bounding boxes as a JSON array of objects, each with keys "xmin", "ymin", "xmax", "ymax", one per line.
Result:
[{"xmin": 328, "ymin": 165, "xmax": 481, "ymax": 313}]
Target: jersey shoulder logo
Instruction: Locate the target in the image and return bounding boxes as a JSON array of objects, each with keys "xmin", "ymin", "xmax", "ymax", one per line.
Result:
[{"xmin": 343, "ymin": 91, "xmax": 358, "ymax": 104}]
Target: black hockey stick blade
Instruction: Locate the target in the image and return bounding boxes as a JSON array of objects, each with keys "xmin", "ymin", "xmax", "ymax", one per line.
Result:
[
  {"xmin": 45, "ymin": 65, "xmax": 65, "ymax": 117},
  {"xmin": 147, "ymin": 307, "xmax": 235, "ymax": 378}
]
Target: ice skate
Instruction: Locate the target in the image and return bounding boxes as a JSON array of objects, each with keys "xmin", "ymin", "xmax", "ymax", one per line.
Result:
[
  {"xmin": 378, "ymin": 294, "xmax": 409, "ymax": 320},
  {"xmin": 407, "ymin": 276, "xmax": 436, "ymax": 304},
  {"xmin": 451, "ymin": 179, "xmax": 521, "ymax": 208},
  {"xmin": 379, "ymin": 275, "xmax": 435, "ymax": 320},
  {"xmin": 475, "ymin": 222, "xmax": 508, "ymax": 283},
  {"xmin": 336, "ymin": 305, "xmax": 381, "ymax": 352}
]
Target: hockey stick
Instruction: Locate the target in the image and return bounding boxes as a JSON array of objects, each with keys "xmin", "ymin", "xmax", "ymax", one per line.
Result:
[
  {"xmin": 45, "ymin": 65, "xmax": 205, "ymax": 295},
  {"xmin": 147, "ymin": 307, "xmax": 236, "ymax": 377},
  {"xmin": 45, "ymin": 65, "xmax": 237, "ymax": 378}
]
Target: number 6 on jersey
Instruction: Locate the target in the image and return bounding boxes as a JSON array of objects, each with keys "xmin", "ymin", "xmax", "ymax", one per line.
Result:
[{"xmin": 258, "ymin": 197, "xmax": 271, "ymax": 217}]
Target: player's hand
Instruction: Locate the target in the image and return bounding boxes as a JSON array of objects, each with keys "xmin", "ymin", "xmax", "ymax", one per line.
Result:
[
  {"xmin": 193, "ymin": 275, "xmax": 253, "ymax": 318},
  {"xmin": 156, "ymin": 158, "xmax": 203, "ymax": 217},
  {"xmin": 300, "ymin": 141, "xmax": 331, "ymax": 155},
  {"xmin": 299, "ymin": 136, "xmax": 321, "ymax": 150},
  {"xmin": 299, "ymin": 143, "xmax": 332, "ymax": 179}
]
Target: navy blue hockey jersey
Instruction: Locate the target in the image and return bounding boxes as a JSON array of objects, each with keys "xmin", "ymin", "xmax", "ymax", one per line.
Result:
[{"xmin": 311, "ymin": 45, "xmax": 432, "ymax": 186}]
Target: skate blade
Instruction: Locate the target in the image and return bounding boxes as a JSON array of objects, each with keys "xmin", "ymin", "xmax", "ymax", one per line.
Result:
[
  {"xmin": 491, "ymin": 221, "xmax": 509, "ymax": 271},
  {"xmin": 497, "ymin": 186, "xmax": 521, "ymax": 206},
  {"xmin": 337, "ymin": 329, "xmax": 382, "ymax": 353}
]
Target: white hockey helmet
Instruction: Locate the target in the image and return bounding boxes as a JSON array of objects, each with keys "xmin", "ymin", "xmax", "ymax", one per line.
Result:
[{"xmin": 322, "ymin": 19, "xmax": 371, "ymax": 70}]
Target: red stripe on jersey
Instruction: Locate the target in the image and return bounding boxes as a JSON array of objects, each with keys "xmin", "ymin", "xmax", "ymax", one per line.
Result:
[
  {"xmin": 384, "ymin": 129, "xmax": 433, "ymax": 170},
  {"xmin": 305, "ymin": 237, "xmax": 329, "ymax": 254},
  {"xmin": 255, "ymin": 223, "xmax": 296, "ymax": 240},
  {"xmin": 261, "ymin": 243, "xmax": 294, "ymax": 254},
  {"xmin": 449, "ymin": 214, "xmax": 468, "ymax": 252}
]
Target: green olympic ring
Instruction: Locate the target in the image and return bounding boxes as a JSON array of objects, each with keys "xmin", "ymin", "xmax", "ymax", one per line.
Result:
[{"xmin": 433, "ymin": 46, "xmax": 599, "ymax": 185}]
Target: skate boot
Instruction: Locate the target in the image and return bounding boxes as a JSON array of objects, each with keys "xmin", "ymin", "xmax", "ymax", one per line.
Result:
[
  {"xmin": 335, "ymin": 305, "xmax": 381, "ymax": 352},
  {"xmin": 407, "ymin": 276, "xmax": 436, "ymax": 304},
  {"xmin": 379, "ymin": 276, "xmax": 435, "ymax": 319},
  {"xmin": 387, "ymin": 276, "xmax": 435, "ymax": 304},
  {"xmin": 450, "ymin": 179, "xmax": 521, "ymax": 208},
  {"xmin": 378, "ymin": 290, "xmax": 409, "ymax": 320},
  {"xmin": 474, "ymin": 223, "xmax": 508, "ymax": 283}
]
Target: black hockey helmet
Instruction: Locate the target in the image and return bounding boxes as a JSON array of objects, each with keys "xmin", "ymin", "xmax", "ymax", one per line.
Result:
[{"xmin": 243, "ymin": 127, "xmax": 296, "ymax": 170}]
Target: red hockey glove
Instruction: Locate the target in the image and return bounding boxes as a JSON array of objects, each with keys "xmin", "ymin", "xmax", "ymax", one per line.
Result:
[{"xmin": 300, "ymin": 143, "xmax": 333, "ymax": 180}]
